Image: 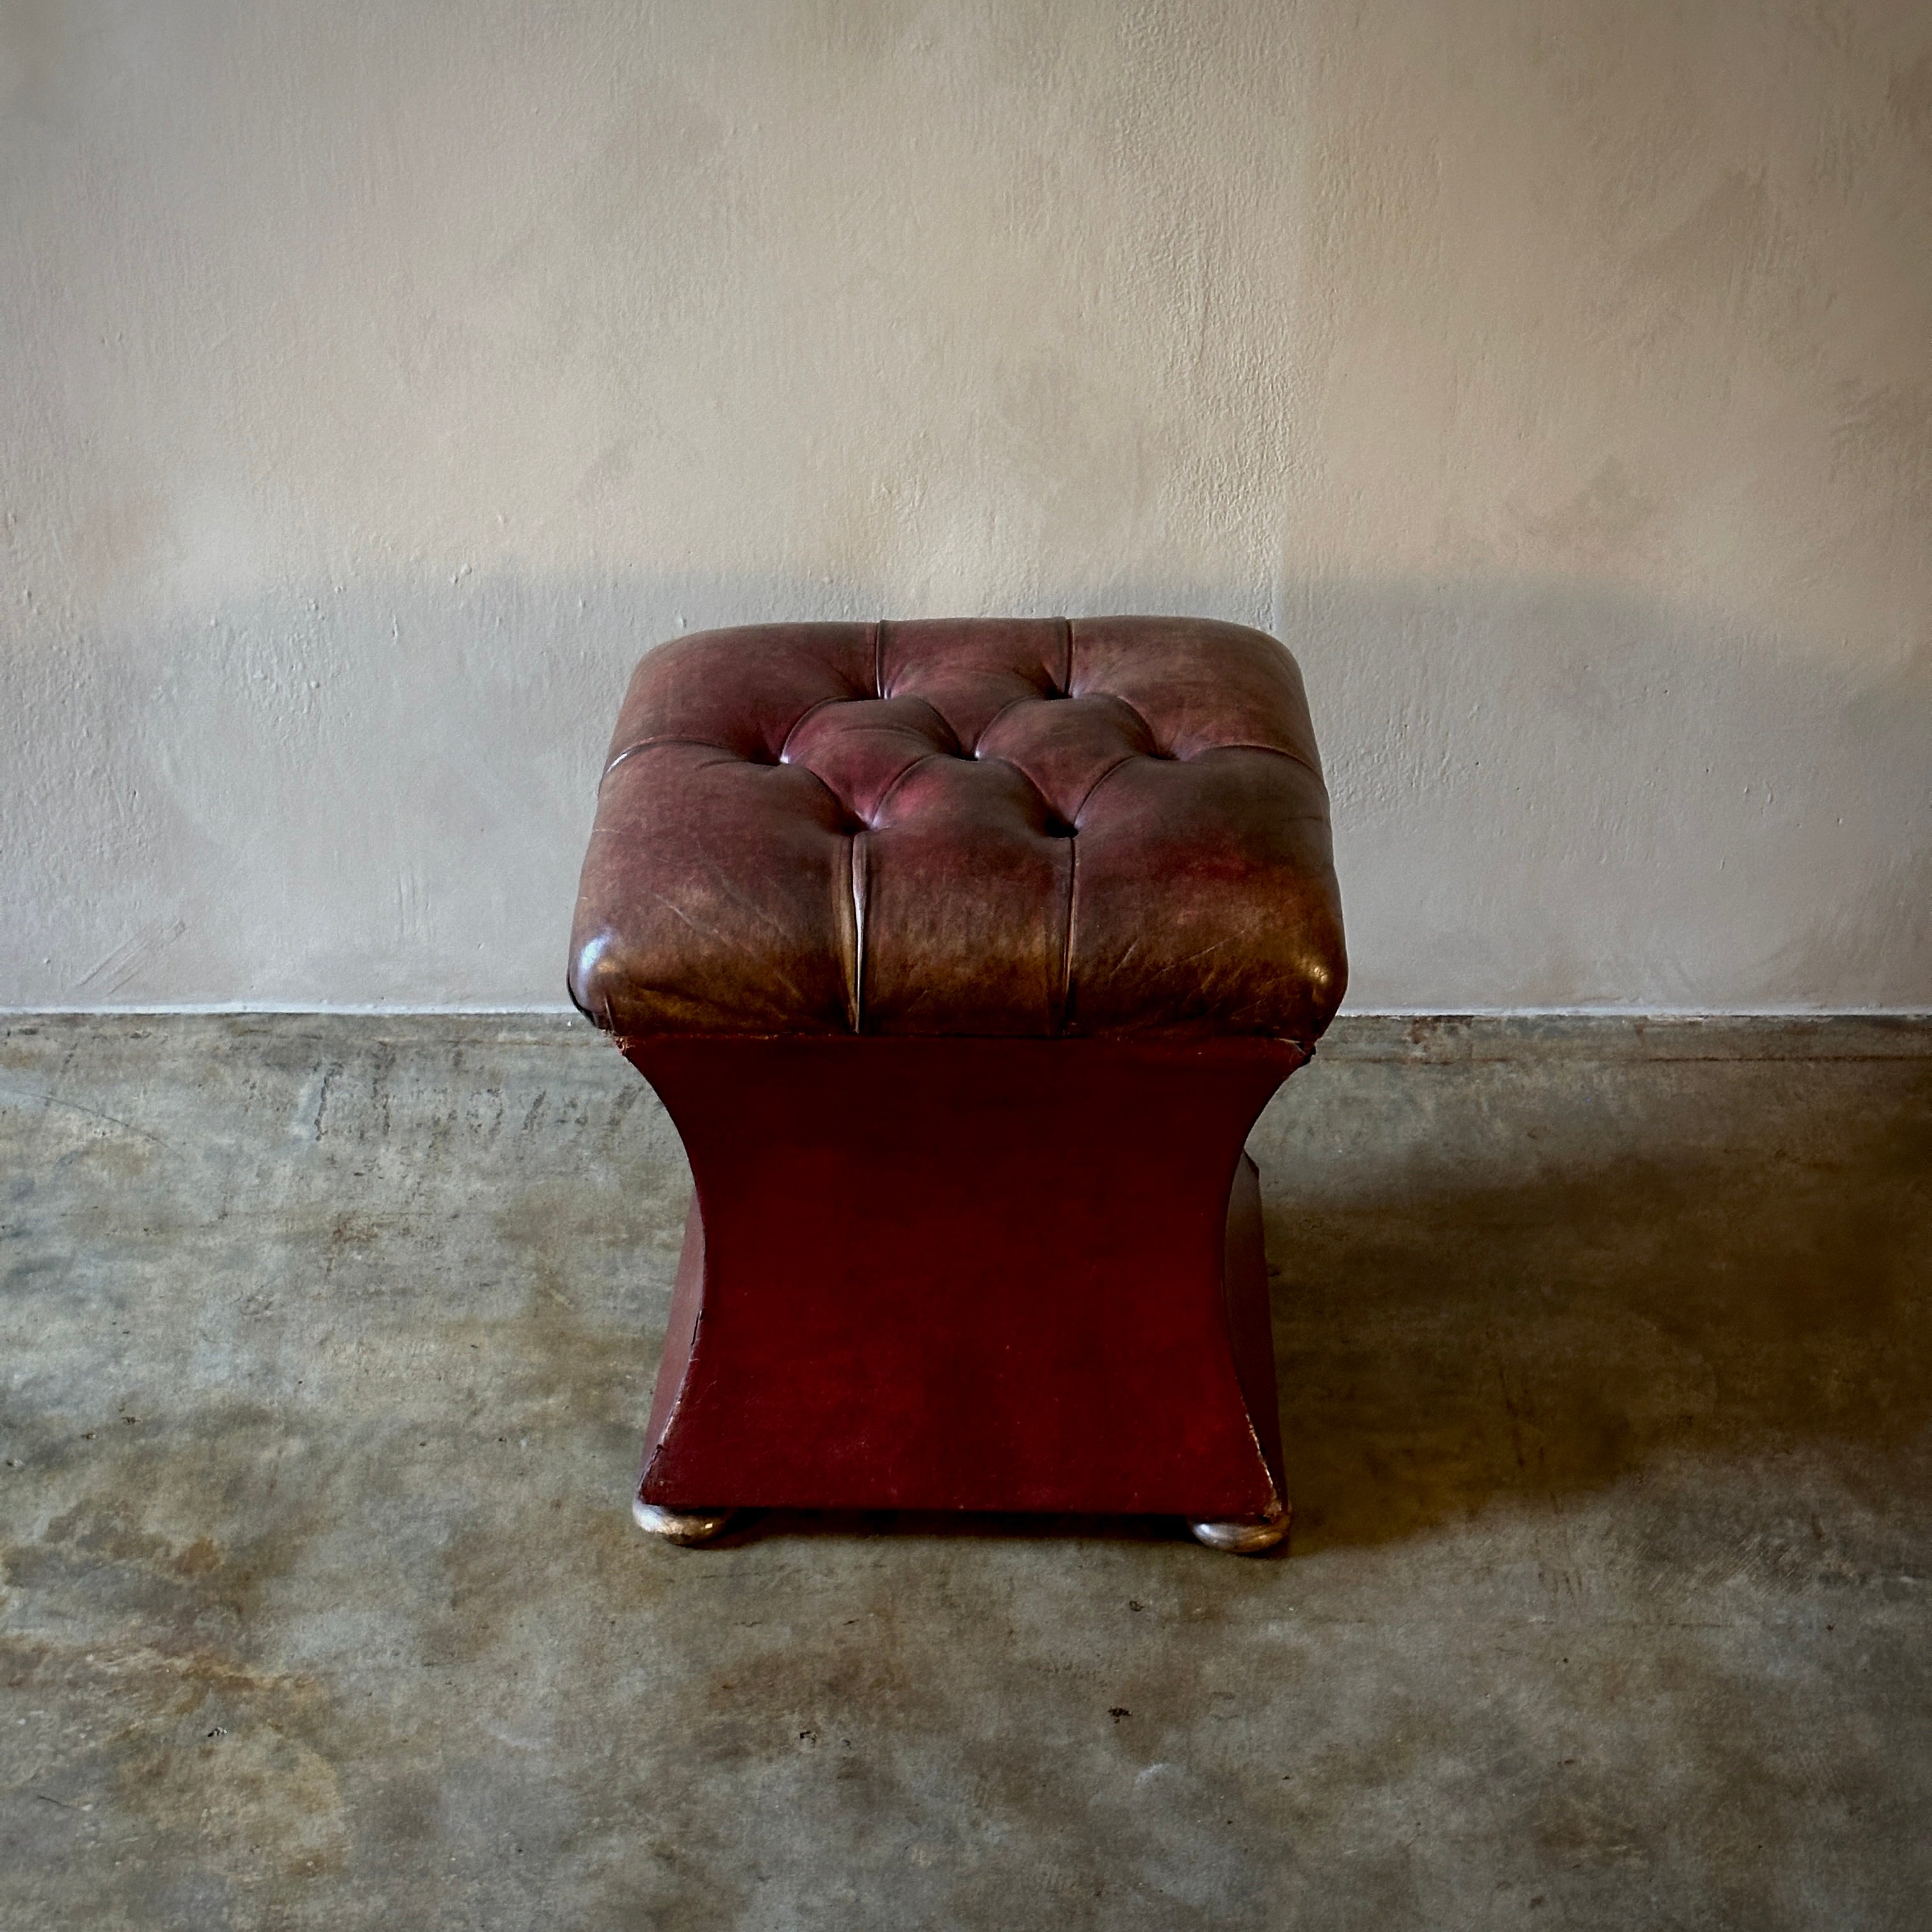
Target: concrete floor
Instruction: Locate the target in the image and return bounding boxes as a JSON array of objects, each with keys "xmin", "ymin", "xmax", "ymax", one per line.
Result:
[{"xmin": 1, "ymin": 1014, "xmax": 1928, "ymax": 1931}]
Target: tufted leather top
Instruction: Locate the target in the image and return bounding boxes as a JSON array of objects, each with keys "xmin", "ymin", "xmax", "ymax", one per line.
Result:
[{"xmin": 568, "ymin": 617, "xmax": 1346, "ymax": 1042}]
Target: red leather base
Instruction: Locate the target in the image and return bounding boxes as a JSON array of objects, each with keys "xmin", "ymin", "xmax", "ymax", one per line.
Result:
[{"xmin": 622, "ymin": 1036, "xmax": 1303, "ymax": 1521}]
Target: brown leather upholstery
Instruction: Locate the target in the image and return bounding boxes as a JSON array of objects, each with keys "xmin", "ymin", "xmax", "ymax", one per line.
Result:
[{"xmin": 568, "ymin": 617, "xmax": 1347, "ymax": 1041}]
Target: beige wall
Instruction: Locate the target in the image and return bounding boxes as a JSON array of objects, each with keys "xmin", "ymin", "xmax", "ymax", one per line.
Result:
[{"xmin": 3, "ymin": 0, "xmax": 1928, "ymax": 1010}]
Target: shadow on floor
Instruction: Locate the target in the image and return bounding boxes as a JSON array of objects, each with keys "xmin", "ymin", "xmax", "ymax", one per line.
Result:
[
  {"xmin": 627, "ymin": 1039, "xmax": 1932, "ymax": 1557},
  {"xmin": 691, "ymin": 1508, "xmax": 1201, "ymax": 1550},
  {"xmin": 1268, "ymin": 1057, "xmax": 1932, "ymax": 1553}
]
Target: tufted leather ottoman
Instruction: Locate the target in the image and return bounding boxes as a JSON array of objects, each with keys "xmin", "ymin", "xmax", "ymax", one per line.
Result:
[{"xmin": 568, "ymin": 617, "xmax": 1346, "ymax": 1551}]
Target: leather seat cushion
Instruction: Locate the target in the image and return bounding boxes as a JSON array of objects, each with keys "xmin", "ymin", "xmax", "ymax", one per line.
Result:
[{"xmin": 568, "ymin": 617, "xmax": 1347, "ymax": 1041}]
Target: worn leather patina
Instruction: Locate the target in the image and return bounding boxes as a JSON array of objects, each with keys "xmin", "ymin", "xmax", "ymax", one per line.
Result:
[{"xmin": 568, "ymin": 616, "xmax": 1347, "ymax": 1043}]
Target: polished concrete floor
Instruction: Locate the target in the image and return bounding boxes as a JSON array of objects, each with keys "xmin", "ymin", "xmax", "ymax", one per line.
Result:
[{"xmin": 1, "ymin": 1013, "xmax": 1928, "ymax": 1930}]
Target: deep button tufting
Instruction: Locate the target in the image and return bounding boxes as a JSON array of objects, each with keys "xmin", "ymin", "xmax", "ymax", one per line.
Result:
[
  {"xmin": 782, "ymin": 694, "xmax": 959, "ymax": 827},
  {"xmin": 974, "ymin": 691, "xmax": 1160, "ymax": 827},
  {"xmin": 570, "ymin": 615, "xmax": 1346, "ymax": 1040}
]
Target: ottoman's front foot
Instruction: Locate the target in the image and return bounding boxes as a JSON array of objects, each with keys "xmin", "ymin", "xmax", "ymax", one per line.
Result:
[
  {"xmin": 1190, "ymin": 1500, "xmax": 1291, "ymax": 1554},
  {"xmin": 632, "ymin": 1497, "xmax": 734, "ymax": 1545}
]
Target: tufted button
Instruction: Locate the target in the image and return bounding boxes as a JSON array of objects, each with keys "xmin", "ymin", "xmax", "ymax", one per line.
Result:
[{"xmin": 571, "ymin": 616, "xmax": 1346, "ymax": 1041}]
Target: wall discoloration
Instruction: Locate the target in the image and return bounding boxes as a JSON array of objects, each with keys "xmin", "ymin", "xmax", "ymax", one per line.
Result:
[{"xmin": 1, "ymin": 1, "xmax": 1928, "ymax": 1009}]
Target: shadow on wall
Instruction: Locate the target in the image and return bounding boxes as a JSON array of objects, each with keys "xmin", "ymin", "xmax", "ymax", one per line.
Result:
[
  {"xmin": 1, "ymin": 569, "xmax": 1927, "ymax": 1007},
  {"xmin": 1295, "ymin": 578, "xmax": 1932, "ymax": 1009},
  {"xmin": 1255, "ymin": 1029, "xmax": 1932, "ymax": 1555}
]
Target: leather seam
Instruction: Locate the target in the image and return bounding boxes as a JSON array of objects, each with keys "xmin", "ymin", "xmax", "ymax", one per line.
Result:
[
  {"xmin": 848, "ymin": 832, "xmax": 867, "ymax": 1033},
  {"xmin": 971, "ymin": 691, "xmax": 1042, "ymax": 753},
  {"xmin": 1060, "ymin": 615, "xmax": 1073, "ymax": 694},
  {"xmin": 864, "ymin": 749, "xmax": 947, "ymax": 828},
  {"xmin": 601, "ymin": 736, "xmax": 747, "ymax": 785},
  {"xmin": 776, "ymin": 695, "xmax": 846, "ymax": 764},
  {"xmin": 1066, "ymin": 753, "xmax": 1138, "ymax": 825},
  {"xmin": 1186, "ymin": 740, "xmax": 1328, "ymax": 782},
  {"xmin": 1058, "ymin": 831, "xmax": 1077, "ymax": 1034}
]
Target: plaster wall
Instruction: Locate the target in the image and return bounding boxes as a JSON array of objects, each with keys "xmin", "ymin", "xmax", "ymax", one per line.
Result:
[{"xmin": 2, "ymin": 0, "xmax": 1928, "ymax": 1010}]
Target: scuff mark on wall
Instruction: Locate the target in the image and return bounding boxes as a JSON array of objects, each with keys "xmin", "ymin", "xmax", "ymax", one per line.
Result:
[{"xmin": 75, "ymin": 919, "xmax": 190, "ymax": 999}]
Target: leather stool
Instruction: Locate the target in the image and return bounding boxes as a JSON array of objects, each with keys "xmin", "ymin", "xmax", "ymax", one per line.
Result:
[{"xmin": 567, "ymin": 617, "xmax": 1346, "ymax": 1552}]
